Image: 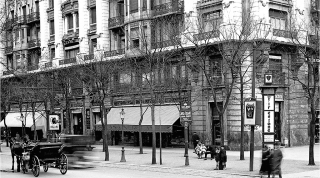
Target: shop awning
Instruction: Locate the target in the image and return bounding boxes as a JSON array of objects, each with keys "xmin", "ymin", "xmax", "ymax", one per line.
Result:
[
  {"xmin": 95, "ymin": 105, "xmax": 180, "ymax": 133},
  {"xmin": 0, "ymin": 112, "xmax": 46, "ymax": 130}
]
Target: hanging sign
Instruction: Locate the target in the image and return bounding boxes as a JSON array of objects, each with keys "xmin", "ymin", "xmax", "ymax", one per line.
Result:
[
  {"xmin": 244, "ymin": 100, "xmax": 256, "ymax": 125},
  {"xmin": 264, "ymin": 95, "xmax": 274, "ymax": 110},
  {"xmin": 49, "ymin": 115, "xmax": 59, "ymax": 130}
]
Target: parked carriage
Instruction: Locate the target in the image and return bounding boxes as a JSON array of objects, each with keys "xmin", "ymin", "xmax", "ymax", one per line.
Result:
[{"xmin": 21, "ymin": 142, "xmax": 68, "ymax": 177}]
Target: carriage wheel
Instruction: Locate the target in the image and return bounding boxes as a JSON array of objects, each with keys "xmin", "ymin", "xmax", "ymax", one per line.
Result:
[
  {"xmin": 43, "ymin": 163, "xmax": 48, "ymax": 172},
  {"xmin": 59, "ymin": 154, "xmax": 68, "ymax": 175},
  {"xmin": 32, "ymin": 156, "xmax": 40, "ymax": 177}
]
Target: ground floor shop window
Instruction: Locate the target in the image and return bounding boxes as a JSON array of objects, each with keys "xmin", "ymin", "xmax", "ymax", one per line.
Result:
[
  {"xmin": 73, "ymin": 113, "xmax": 83, "ymax": 135},
  {"xmin": 211, "ymin": 102, "xmax": 222, "ymax": 145}
]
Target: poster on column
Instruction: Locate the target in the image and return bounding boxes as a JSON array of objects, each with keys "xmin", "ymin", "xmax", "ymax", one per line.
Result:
[
  {"xmin": 264, "ymin": 95, "xmax": 274, "ymax": 110},
  {"xmin": 49, "ymin": 115, "xmax": 60, "ymax": 130},
  {"xmin": 263, "ymin": 111, "xmax": 274, "ymax": 133}
]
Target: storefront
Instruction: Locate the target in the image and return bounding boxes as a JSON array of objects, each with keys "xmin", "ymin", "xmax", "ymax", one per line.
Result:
[{"xmin": 95, "ymin": 105, "xmax": 184, "ymax": 147}]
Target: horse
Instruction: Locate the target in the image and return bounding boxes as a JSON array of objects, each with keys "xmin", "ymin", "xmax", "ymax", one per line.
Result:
[{"xmin": 9, "ymin": 139, "xmax": 24, "ymax": 172}]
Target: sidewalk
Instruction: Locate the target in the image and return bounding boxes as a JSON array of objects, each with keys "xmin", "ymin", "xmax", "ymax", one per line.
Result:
[{"xmin": 1, "ymin": 143, "xmax": 319, "ymax": 177}]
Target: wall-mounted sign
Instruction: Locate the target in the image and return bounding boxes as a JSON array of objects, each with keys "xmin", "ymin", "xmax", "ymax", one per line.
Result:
[
  {"xmin": 264, "ymin": 74, "xmax": 273, "ymax": 84},
  {"xmin": 264, "ymin": 111, "xmax": 274, "ymax": 133},
  {"xmin": 264, "ymin": 95, "xmax": 275, "ymax": 110},
  {"xmin": 244, "ymin": 100, "xmax": 256, "ymax": 125},
  {"xmin": 264, "ymin": 134, "xmax": 274, "ymax": 142},
  {"xmin": 49, "ymin": 115, "xmax": 59, "ymax": 130}
]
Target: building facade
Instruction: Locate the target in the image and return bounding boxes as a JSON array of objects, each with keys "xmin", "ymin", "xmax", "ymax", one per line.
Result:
[{"xmin": 0, "ymin": 0, "xmax": 319, "ymax": 149}]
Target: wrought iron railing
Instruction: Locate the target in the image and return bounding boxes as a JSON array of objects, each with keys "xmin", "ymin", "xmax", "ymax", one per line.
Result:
[
  {"xmin": 151, "ymin": 39, "xmax": 179, "ymax": 49},
  {"xmin": 59, "ymin": 57, "xmax": 77, "ymax": 65},
  {"xmin": 273, "ymin": 29, "xmax": 297, "ymax": 39},
  {"xmin": 84, "ymin": 54, "xmax": 95, "ymax": 61},
  {"xmin": 104, "ymin": 49, "xmax": 125, "ymax": 57},
  {"xmin": 193, "ymin": 30, "xmax": 220, "ymax": 41},
  {"xmin": 27, "ymin": 64, "xmax": 39, "ymax": 71},
  {"xmin": 49, "ymin": 35, "xmax": 55, "ymax": 42},
  {"xmin": 108, "ymin": 16, "xmax": 124, "ymax": 28},
  {"xmin": 28, "ymin": 39, "xmax": 41, "ymax": 48},
  {"xmin": 27, "ymin": 12, "xmax": 40, "ymax": 23},
  {"xmin": 45, "ymin": 62, "xmax": 52, "ymax": 68},
  {"xmin": 152, "ymin": 0, "xmax": 184, "ymax": 16},
  {"xmin": 18, "ymin": 15, "xmax": 27, "ymax": 24}
]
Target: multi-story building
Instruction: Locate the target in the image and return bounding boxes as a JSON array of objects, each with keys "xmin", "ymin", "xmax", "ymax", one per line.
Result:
[{"xmin": 0, "ymin": 0, "xmax": 319, "ymax": 149}]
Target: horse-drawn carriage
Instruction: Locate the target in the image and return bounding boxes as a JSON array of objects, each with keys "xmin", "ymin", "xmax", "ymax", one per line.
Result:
[{"xmin": 20, "ymin": 142, "xmax": 68, "ymax": 177}]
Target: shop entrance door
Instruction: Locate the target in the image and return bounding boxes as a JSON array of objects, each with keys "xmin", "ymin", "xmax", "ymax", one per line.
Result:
[
  {"xmin": 73, "ymin": 113, "xmax": 83, "ymax": 135},
  {"xmin": 274, "ymin": 102, "xmax": 281, "ymax": 142},
  {"xmin": 211, "ymin": 102, "xmax": 223, "ymax": 145}
]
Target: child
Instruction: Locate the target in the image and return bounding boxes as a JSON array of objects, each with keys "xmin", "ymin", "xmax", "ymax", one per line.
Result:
[{"xmin": 199, "ymin": 143, "xmax": 207, "ymax": 159}]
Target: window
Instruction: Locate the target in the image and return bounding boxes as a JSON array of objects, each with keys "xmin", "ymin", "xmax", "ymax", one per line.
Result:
[
  {"xmin": 75, "ymin": 13, "xmax": 79, "ymax": 28},
  {"xmin": 50, "ymin": 48, "xmax": 55, "ymax": 60},
  {"xmin": 130, "ymin": 27, "xmax": 140, "ymax": 48},
  {"xmin": 90, "ymin": 7, "xmax": 96, "ymax": 24},
  {"xmin": 142, "ymin": 0, "xmax": 147, "ymax": 11},
  {"xmin": 35, "ymin": 1, "xmax": 39, "ymax": 12},
  {"xmin": 49, "ymin": 0, "xmax": 54, "ymax": 9},
  {"xmin": 269, "ymin": 9, "xmax": 287, "ymax": 30},
  {"xmin": 130, "ymin": 0, "xmax": 138, "ymax": 13},
  {"xmin": 269, "ymin": 55, "xmax": 282, "ymax": 83},
  {"xmin": 7, "ymin": 55, "xmax": 14, "ymax": 69},
  {"xmin": 50, "ymin": 20, "xmax": 55, "ymax": 35},
  {"xmin": 66, "ymin": 14, "xmax": 73, "ymax": 30},
  {"xmin": 90, "ymin": 39, "xmax": 97, "ymax": 53},
  {"xmin": 202, "ymin": 10, "xmax": 222, "ymax": 32},
  {"xmin": 131, "ymin": 39, "xmax": 140, "ymax": 48},
  {"xmin": 209, "ymin": 56, "xmax": 222, "ymax": 83},
  {"xmin": 65, "ymin": 48, "xmax": 79, "ymax": 59}
]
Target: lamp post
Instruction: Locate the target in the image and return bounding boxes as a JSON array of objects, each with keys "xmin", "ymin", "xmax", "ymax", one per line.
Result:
[{"xmin": 120, "ymin": 108, "xmax": 126, "ymax": 162}]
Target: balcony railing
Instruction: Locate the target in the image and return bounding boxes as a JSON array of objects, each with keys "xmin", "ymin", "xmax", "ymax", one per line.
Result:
[
  {"xmin": 84, "ymin": 53, "xmax": 95, "ymax": 61},
  {"xmin": 27, "ymin": 64, "xmax": 39, "ymax": 71},
  {"xmin": 152, "ymin": 0, "xmax": 184, "ymax": 17},
  {"xmin": 59, "ymin": 57, "xmax": 77, "ymax": 65},
  {"xmin": 151, "ymin": 39, "xmax": 179, "ymax": 49},
  {"xmin": 193, "ymin": 30, "xmax": 220, "ymax": 41},
  {"xmin": 45, "ymin": 62, "xmax": 53, "ymax": 68},
  {"xmin": 49, "ymin": 34, "xmax": 55, "ymax": 43},
  {"xmin": 104, "ymin": 49, "xmax": 125, "ymax": 57},
  {"xmin": 5, "ymin": 46, "xmax": 13, "ymax": 54},
  {"xmin": 27, "ymin": 12, "xmax": 40, "ymax": 23},
  {"xmin": 273, "ymin": 29, "xmax": 297, "ymax": 39},
  {"xmin": 71, "ymin": 88, "xmax": 83, "ymax": 96},
  {"xmin": 28, "ymin": 39, "xmax": 41, "ymax": 48},
  {"xmin": 18, "ymin": 15, "xmax": 27, "ymax": 24},
  {"xmin": 108, "ymin": 16, "xmax": 124, "ymax": 29},
  {"xmin": 3, "ymin": 70, "xmax": 14, "ymax": 76},
  {"xmin": 88, "ymin": 23, "xmax": 97, "ymax": 34},
  {"xmin": 87, "ymin": 0, "xmax": 96, "ymax": 7}
]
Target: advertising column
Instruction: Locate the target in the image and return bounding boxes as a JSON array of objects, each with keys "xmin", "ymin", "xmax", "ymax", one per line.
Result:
[{"xmin": 261, "ymin": 74, "xmax": 278, "ymax": 149}]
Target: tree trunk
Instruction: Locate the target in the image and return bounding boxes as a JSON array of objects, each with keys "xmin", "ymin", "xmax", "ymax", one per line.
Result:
[
  {"xmin": 151, "ymin": 104, "xmax": 156, "ymax": 164},
  {"xmin": 220, "ymin": 114, "xmax": 224, "ymax": 146},
  {"xmin": 102, "ymin": 103, "xmax": 109, "ymax": 161},
  {"xmin": 139, "ymin": 97, "xmax": 143, "ymax": 154},
  {"xmin": 309, "ymin": 111, "xmax": 315, "ymax": 165}
]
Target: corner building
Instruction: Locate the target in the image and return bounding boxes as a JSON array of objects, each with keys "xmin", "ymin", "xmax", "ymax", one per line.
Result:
[{"xmin": 0, "ymin": 0, "xmax": 319, "ymax": 149}]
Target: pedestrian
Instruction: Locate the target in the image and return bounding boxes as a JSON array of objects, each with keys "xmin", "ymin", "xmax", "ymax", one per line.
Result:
[
  {"xmin": 204, "ymin": 145, "xmax": 215, "ymax": 160},
  {"xmin": 191, "ymin": 132, "xmax": 200, "ymax": 153},
  {"xmin": 271, "ymin": 142, "xmax": 283, "ymax": 178},
  {"xmin": 259, "ymin": 145, "xmax": 271, "ymax": 178},
  {"xmin": 220, "ymin": 145, "xmax": 227, "ymax": 170},
  {"xmin": 214, "ymin": 147, "xmax": 220, "ymax": 170},
  {"xmin": 13, "ymin": 133, "xmax": 21, "ymax": 142}
]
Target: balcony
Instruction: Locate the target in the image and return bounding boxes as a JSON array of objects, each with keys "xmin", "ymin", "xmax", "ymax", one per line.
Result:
[
  {"xmin": 151, "ymin": 39, "xmax": 179, "ymax": 49},
  {"xmin": 87, "ymin": 0, "xmax": 96, "ymax": 7},
  {"xmin": 18, "ymin": 15, "xmax": 27, "ymax": 25},
  {"xmin": 27, "ymin": 64, "xmax": 39, "ymax": 71},
  {"xmin": 196, "ymin": 0, "xmax": 223, "ymax": 9},
  {"xmin": 5, "ymin": 46, "xmax": 13, "ymax": 54},
  {"xmin": 71, "ymin": 88, "xmax": 83, "ymax": 97},
  {"xmin": 59, "ymin": 57, "xmax": 77, "ymax": 65},
  {"xmin": 48, "ymin": 34, "xmax": 55, "ymax": 44},
  {"xmin": 269, "ymin": 0, "xmax": 293, "ymax": 6},
  {"xmin": 28, "ymin": 39, "xmax": 41, "ymax": 49},
  {"xmin": 87, "ymin": 23, "xmax": 97, "ymax": 35},
  {"xmin": 193, "ymin": 30, "xmax": 220, "ymax": 41},
  {"xmin": 104, "ymin": 49, "xmax": 125, "ymax": 57},
  {"xmin": 27, "ymin": 12, "xmax": 40, "ymax": 23},
  {"xmin": 273, "ymin": 29, "xmax": 297, "ymax": 39},
  {"xmin": 152, "ymin": 0, "xmax": 184, "ymax": 17},
  {"xmin": 84, "ymin": 54, "xmax": 95, "ymax": 61},
  {"xmin": 62, "ymin": 30, "xmax": 79, "ymax": 45},
  {"xmin": 61, "ymin": 0, "xmax": 78, "ymax": 16},
  {"xmin": 44, "ymin": 62, "xmax": 53, "ymax": 68},
  {"xmin": 3, "ymin": 70, "xmax": 14, "ymax": 76},
  {"xmin": 108, "ymin": 16, "xmax": 124, "ymax": 29}
]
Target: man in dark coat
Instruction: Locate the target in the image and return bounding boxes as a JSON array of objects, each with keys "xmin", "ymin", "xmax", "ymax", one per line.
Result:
[
  {"xmin": 204, "ymin": 145, "xmax": 216, "ymax": 160},
  {"xmin": 219, "ymin": 145, "xmax": 227, "ymax": 170},
  {"xmin": 191, "ymin": 132, "xmax": 200, "ymax": 152},
  {"xmin": 271, "ymin": 143, "xmax": 283, "ymax": 178},
  {"xmin": 260, "ymin": 145, "xmax": 271, "ymax": 177}
]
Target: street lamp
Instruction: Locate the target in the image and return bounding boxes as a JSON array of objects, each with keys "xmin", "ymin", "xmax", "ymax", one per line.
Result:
[{"xmin": 120, "ymin": 108, "xmax": 126, "ymax": 162}]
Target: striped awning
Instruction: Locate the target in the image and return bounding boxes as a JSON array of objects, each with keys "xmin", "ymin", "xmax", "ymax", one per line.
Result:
[{"xmin": 95, "ymin": 105, "xmax": 180, "ymax": 133}]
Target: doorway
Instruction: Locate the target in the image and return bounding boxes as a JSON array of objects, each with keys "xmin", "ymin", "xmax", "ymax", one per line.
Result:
[
  {"xmin": 274, "ymin": 102, "xmax": 282, "ymax": 142},
  {"xmin": 73, "ymin": 113, "xmax": 83, "ymax": 135},
  {"xmin": 210, "ymin": 102, "xmax": 223, "ymax": 145}
]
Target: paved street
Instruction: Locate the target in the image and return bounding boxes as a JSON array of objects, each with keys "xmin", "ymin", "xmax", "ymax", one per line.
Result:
[{"xmin": 1, "ymin": 143, "xmax": 319, "ymax": 178}]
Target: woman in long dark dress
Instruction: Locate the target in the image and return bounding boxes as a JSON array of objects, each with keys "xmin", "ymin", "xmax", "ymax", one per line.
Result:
[{"xmin": 260, "ymin": 146, "xmax": 271, "ymax": 178}]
